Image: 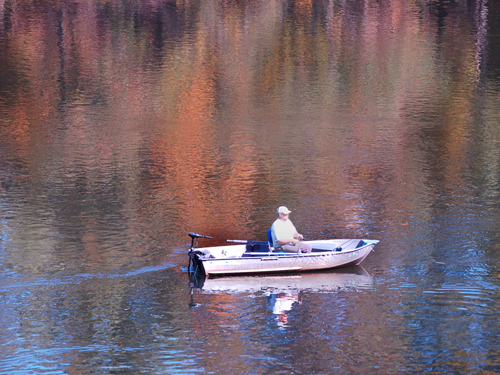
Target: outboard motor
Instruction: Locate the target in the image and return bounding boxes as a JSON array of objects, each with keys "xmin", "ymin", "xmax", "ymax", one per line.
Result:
[
  {"xmin": 189, "ymin": 232, "xmax": 212, "ymax": 249},
  {"xmin": 187, "ymin": 233, "xmax": 212, "ymax": 275}
]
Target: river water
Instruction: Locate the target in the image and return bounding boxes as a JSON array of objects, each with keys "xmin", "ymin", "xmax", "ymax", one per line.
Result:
[{"xmin": 1, "ymin": 0, "xmax": 500, "ymax": 373}]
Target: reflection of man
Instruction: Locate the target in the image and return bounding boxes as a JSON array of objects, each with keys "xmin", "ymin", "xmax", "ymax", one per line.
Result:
[
  {"xmin": 271, "ymin": 206, "xmax": 312, "ymax": 253},
  {"xmin": 271, "ymin": 291, "xmax": 300, "ymax": 326}
]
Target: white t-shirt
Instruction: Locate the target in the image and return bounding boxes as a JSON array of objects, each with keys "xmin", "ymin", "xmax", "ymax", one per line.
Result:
[
  {"xmin": 272, "ymin": 293, "xmax": 299, "ymax": 314},
  {"xmin": 271, "ymin": 218, "xmax": 297, "ymax": 247}
]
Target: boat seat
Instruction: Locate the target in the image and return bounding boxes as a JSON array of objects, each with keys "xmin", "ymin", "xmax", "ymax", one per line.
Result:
[
  {"xmin": 242, "ymin": 242, "xmax": 270, "ymax": 257},
  {"xmin": 311, "ymin": 248, "xmax": 330, "ymax": 253},
  {"xmin": 245, "ymin": 243, "xmax": 256, "ymax": 252},
  {"xmin": 243, "ymin": 243, "xmax": 258, "ymax": 257},
  {"xmin": 267, "ymin": 228, "xmax": 274, "ymax": 251},
  {"xmin": 355, "ymin": 240, "xmax": 366, "ymax": 249}
]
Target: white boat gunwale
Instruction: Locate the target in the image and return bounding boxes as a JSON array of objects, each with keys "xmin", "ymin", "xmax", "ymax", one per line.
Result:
[{"xmin": 197, "ymin": 245, "xmax": 372, "ymax": 261}]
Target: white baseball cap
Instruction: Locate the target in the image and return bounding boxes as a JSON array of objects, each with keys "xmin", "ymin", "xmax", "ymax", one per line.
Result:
[{"xmin": 277, "ymin": 206, "xmax": 292, "ymax": 214}]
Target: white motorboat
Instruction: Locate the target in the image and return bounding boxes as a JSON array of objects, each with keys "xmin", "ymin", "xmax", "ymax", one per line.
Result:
[{"xmin": 187, "ymin": 233, "xmax": 378, "ymax": 277}]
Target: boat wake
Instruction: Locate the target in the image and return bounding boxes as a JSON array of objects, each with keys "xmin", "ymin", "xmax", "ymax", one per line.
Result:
[{"xmin": 0, "ymin": 262, "xmax": 176, "ymax": 292}]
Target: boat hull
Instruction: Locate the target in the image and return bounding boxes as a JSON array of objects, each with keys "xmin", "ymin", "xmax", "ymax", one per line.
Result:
[{"xmin": 191, "ymin": 239, "xmax": 377, "ymax": 277}]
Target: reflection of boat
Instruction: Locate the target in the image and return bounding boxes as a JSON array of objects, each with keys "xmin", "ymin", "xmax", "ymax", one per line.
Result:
[
  {"xmin": 189, "ymin": 267, "xmax": 373, "ymax": 294},
  {"xmin": 187, "ymin": 233, "xmax": 378, "ymax": 277}
]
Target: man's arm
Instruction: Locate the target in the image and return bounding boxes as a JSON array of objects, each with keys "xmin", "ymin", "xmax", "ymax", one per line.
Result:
[
  {"xmin": 276, "ymin": 238, "xmax": 300, "ymax": 245},
  {"xmin": 276, "ymin": 232, "xmax": 303, "ymax": 245}
]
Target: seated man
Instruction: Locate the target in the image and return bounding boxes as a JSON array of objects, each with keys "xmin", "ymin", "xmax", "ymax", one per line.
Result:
[{"xmin": 271, "ymin": 206, "xmax": 312, "ymax": 253}]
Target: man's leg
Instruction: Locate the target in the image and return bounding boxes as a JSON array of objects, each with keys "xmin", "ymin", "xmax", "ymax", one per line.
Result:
[
  {"xmin": 281, "ymin": 243, "xmax": 300, "ymax": 253},
  {"xmin": 282, "ymin": 242, "xmax": 312, "ymax": 253},
  {"xmin": 299, "ymin": 242, "xmax": 312, "ymax": 253}
]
